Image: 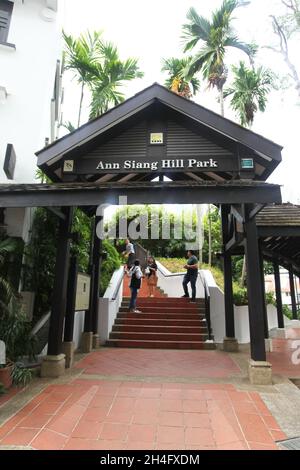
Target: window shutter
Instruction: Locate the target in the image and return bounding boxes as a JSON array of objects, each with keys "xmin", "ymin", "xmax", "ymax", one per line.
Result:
[{"xmin": 0, "ymin": 1, "xmax": 14, "ymax": 44}]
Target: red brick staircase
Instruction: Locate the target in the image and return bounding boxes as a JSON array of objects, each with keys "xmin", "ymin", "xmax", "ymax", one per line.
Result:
[{"xmin": 106, "ymin": 297, "xmax": 215, "ymax": 350}]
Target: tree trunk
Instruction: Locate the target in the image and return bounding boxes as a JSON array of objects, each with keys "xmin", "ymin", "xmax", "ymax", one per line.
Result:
[
  {"xmin": 283, "ymin": 53, "xmax": 300, "ymax": 98},
  {"xmin": 220, "ymin": 86, "xmax": 225, "ymax": 117},
  {"xmin": 196, "ymin": 204, "xmax": 203, "ymax": 264},
  {"xmin": 78, "ymin": 82, "xmax": 85, "ymax": 128},
  {"xmin": 208, "ymin": 204, "xmax": 212, "ymax": 266},
  {"xmin": 240, "ymin": 255, "xmax": 246, "ymax": 287}
]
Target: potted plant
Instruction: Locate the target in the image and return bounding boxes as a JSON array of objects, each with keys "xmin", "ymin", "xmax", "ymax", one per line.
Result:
[
  {"xmin": 0, "ymin": 363, "xmax": 13, "ymax": 389},
  {"xmin": 0, "ymin": 298, "xmax": 36, "ymax": 389}
]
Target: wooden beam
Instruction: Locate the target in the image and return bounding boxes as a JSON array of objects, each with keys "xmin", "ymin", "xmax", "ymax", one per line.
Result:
[
  {"xmin": 289, "ymin": 266, "xmax": 298, "ymax": 320},
  {"xmin": 273, "ymin": 261, "xmax": 284, "ymax": 329},
  {"xmin": 0, "ymin": 182, "xmax": 282, "ymax": 207},
  {"xmin": 225, "ymin": 233, "xmax": 244, "ymax": 253},
  {"xmin": 46, "ymin": 207, "xmax": 66, "ymax": 220},
  {"xmin": 259, "ymin": 250, "xmax": 269, "ymax": 339},
  {"xmin": 244, "ymin": 205, "xmax": 266, "ymax": 361},
  {"xmin": 47, "ymin": 207, "xmax": 74, "ymax": 355},
  {"xmin": 221, "ymin": 204, "xmax": 235, "ymax": 339},
  {"xmin": 231, "ymin": 205, "xmax": 244, "ymax": 224},
  {"xmin": 92, "ymin": 215, "xmax": 102, "ymax": 334},
  {"xmin": 249, "ymin": 204, "xmax": 265, "ymax": 220}
]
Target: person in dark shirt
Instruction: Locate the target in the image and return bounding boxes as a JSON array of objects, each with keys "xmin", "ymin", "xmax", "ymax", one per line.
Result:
[
  {"xmin": 125, "ymin": 259, "xmax": 143, "ymax": 313},
  {"xmin": 145, "ymin": 256, "xmax": 158, "ymax": 297},
  {"xmin": 182, "ymin": 250, "xmax": 199, "ymax": 302}
]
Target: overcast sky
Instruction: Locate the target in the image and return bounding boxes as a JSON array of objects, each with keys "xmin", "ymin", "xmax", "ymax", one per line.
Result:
[{"xmin": 61, "ymin": 0, "xmax": 300, "ymax": 203}]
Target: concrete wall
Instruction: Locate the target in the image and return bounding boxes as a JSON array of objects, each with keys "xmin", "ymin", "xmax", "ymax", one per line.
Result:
[
  {"xmin": 73, "ymin": 310, "xmax": 85, "ymax": 350},
  {"xmin": 0, "ymin": 0, "xmax": 64, "ymax": 184},
  {"xmin": 156, "ymin": 261, "xmax": 205, "ymax": 298},
  {"xmin": 202, "ymin": 269, "xmax": 292, "ymax": 344},
  {"xmin": 98, "ymin": 267, "xmax": 124, "ymax": 343}
]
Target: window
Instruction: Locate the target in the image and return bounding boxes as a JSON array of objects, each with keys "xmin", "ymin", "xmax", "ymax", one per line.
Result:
[{"xmin": 0, "ymin": 0, "xmax": 13, "ymax": 44}]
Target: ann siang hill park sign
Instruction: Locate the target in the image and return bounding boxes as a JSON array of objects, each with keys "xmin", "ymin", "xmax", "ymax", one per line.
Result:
[{"xmin": 62, "ymin": 156, "xmax": 250, "ymax": 174}]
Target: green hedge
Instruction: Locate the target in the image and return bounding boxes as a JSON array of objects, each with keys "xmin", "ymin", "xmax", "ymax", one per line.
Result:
[{"xmin": 100, "ymin": 240, "xmax": 122, "ymax": 295}]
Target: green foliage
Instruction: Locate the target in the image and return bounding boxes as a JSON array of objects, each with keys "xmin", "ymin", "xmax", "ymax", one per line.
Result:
[
  {"xmin": 63, "ymin": 30, "xmax": 143, "ymax": 124},
  {"xmin": 182, "ymin": 1, "xmax": 254, "ymax": 91},
  {"xmin": 72, "ymin": 209, "xmax": 92, "ymax": 272},
  {"xmin": 161, "ymin": 56, "xmax": 201, "ymax": 97},
  {"xmin": 265, "ymin": 292, "xmax": 276, "ymax": 306},
  {"xmin": 224, "ymin": 61, "xmax": 276, "ymax": 126},
  {"xmin": 106, "ymin": 205, "xmax": 204, "ymax": 258},
  {"xmin": 100, "ymin": 240, "xmax": 122, "ymax": 295},
  {"xmin": 282, "ymin": 304, "xmax": 293, "ymax": 320},
  {"xmin": 0, "ymin": 234, "xmax": 22, "ymax": 312},
  {"xmin": 202, "ymin": 206, "xmax": 222, "ymax": 266},
  {"xmin": 11, "ymin": 363, "xmax": 33, "ymax": 387},
  {"xmin": 232, "ymin": 256, "xmax": 244, "ymax": 282},
  {"xmin": 232, "ymin": 284, "xmax": 248, "ymax": 306},
  {"xmin": 282, "ymin": 305, "xmax": 300, "ymax": 320},
  {"xmin": 0, "ymin": 298, "xmax": 36, "ymax": 362},
  {"xmin": 22, "ymin": 208, "xmax": 58, "ymax": 323},
  {"xmin": 23, "ymin": 208, "xmax": 93, "ymax": 322},
  {"xmin": 89, "ymin": 45, "xmax": 144, "ymax": 119}
]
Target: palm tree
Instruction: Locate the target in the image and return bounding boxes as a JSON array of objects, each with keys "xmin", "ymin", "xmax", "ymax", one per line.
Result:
[
  {"xmin": 63, "ymin": 31, "xmax": 101, "ymax": 127},
  {"xmin": 161, "ymin": 57, "xmax": 201, "ymax": 98},
  {"xmin": 63, "ymin": 32, "xmax": 144, "ymax": 124},
  {"xmin": 224, "ymin": 61, "xmax": 276, "ymax": 127},
  {"xmin": 182, "ymin": 0, "xmax": 254, "ymax": 115},
  {"xmin": 89, "ymin": 41, "xmax": 143, "ymax": 119}
]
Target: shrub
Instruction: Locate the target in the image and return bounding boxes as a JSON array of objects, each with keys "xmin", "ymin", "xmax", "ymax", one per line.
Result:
[
  {"xmin": 265, "ymin": 292, "xmax": 276, "ymax": 306},
  {"xmin": 233, "ymin": 285, "xmax": 248, "ymax": 306},
  {"xmin": 11, "ymin": 363, "xmax": 33, "ymax": 387},
  {"xmin": 0, "ymin": 298, "xmax": 36, "ymax": 362},
  {"xmin": 100, "ymin": 240, "xmax": 122, "ymax": 295}
]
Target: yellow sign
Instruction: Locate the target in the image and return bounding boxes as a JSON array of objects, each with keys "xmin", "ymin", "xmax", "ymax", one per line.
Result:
[
  {"xmin": 75, "ymin": 273, "xmax": 91, "ymax": 311},
  {"xmin": 150, "ymin": 132, "xmax": 163, "ymax": 144}
]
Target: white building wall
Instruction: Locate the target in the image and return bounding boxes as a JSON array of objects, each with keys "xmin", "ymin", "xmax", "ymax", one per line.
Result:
[{"xmin": 0, "ymin": 0, "xmax": 64, "ymax": 185}]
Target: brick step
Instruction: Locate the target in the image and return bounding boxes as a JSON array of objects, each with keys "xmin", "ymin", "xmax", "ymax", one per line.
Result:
[
  {"xmin": 114, "ymin": 318, "xmax": 206, "ymax": 327},
  {"xmin": 121, "ymin": 303, "xmax": 204, "ymax": 310},
  {"xmin": 122, "ymin": 297, "xmax": 205, "ymax": 304},
  {"xmin": 117, "ymin": 313, "xmax": 205, "ymax": 320},
  {"xmin": 112, "ymin": 325, "xmax": 207, "ymax": 333},
  {"xmin": 119, "ymin": 306, "xmax": 205, "ymax": 313},
  {"xmin": 105, "ymin": 339, "xmax": 216, "ymax": 350},
  {"xmin": 109, "ymin": 331, "xmax": 208, "ymax": 341}
]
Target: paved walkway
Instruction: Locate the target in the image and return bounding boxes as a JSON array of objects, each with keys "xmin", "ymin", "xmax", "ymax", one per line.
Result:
[{"xmin": 0, "ymin": 330, "xmax": 299, "ymax": 450}]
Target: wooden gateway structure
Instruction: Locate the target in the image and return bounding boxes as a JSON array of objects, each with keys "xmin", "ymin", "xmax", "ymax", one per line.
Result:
[{"xmin": 1, "ymin": 83, "xmax": 293, "ymax": 384}]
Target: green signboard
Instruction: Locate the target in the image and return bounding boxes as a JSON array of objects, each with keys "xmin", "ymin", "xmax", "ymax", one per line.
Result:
[{"xmin": 241, "ymin": 158, "xmax": 254, "ymax": 169}]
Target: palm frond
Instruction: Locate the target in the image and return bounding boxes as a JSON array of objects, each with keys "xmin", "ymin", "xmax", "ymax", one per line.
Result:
[
  {"xmin": 212, "ymin": 0, "xmax": 239, "ymax": 30},
  {"xmin": 224, "ymin": 61, "xmax": 276, "ymax": 126},
  {"xmin": 223, "ymin": 36, "xmax": 253, "ymax": 57},
  {"xmin": 182, "ymin": 7, "xmax": 211, "ymax": 52},
  {"xmin": 161, "ymin": 56, "xmax": 201, "ymax": 97}
]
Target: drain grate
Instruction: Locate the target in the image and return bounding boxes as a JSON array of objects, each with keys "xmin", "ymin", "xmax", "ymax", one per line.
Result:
[{"xmin": 278, "ymin": 437, "xmax": 300, "ymax": 450}]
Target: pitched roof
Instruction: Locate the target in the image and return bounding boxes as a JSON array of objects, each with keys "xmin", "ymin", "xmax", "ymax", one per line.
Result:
[
  {"xmin": 257, "ymin": 204, "xmax": 300, "ymax": 226},
  {"xmin": 36, "ymin": 83, "xmax": 283, "ymax": 171}
]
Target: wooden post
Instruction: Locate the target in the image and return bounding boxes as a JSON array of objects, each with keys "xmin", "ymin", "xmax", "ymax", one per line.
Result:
[
  {"xmin": 259, "ymin": 250, "xmax": 269, "ymax": 339},
  {"xmin": 244, "ymin": 205, "xmax": 266, "ymax": 362},
  {"xmin": 221, "ymin": 205, "xmax": 235, "ymax": 339},
  {"xmin": 91, "ymin": 215, "xmax": 103, "ymax": 336},
  {"xmin": 289, "ymin": 266, "xmax": 298, "ymax": 320},
  {"xmin": 47, "ymin": 207, "xmax": 73, "ymax": 356},
  {"xmin": 273, "ymin": 262, "xmax": 284, "ymax": 329}
]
